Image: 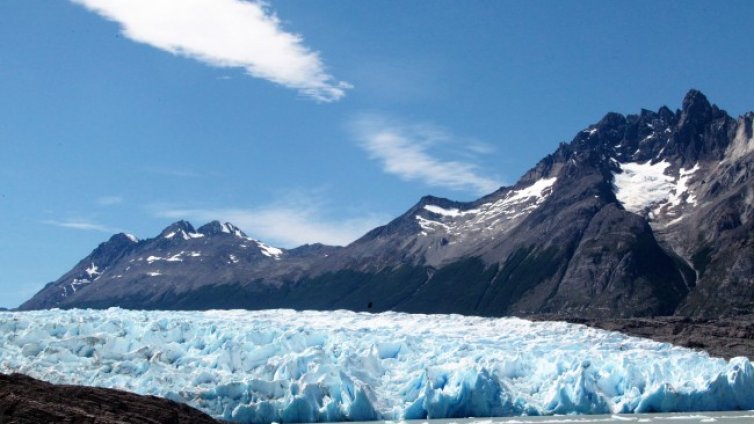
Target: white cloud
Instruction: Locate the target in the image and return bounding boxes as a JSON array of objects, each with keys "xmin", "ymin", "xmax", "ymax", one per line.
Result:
[
  {"xmin": 42, "ymin": 219, "xmax": 116, "ymax": 233},
  {"xmin": 153, "ymin": 202, "xmax": 387, "ymax": 247},
  {"xmin": 350, "ymin": 115, "xmax": 503, "ymax": 195},
  {"xmin": 71, "ymin": 0, "xmax": 351, "ymax": 102},
  {"xmin": 96, "ymin": 195, "xmax": 124, "ymax": 206}
]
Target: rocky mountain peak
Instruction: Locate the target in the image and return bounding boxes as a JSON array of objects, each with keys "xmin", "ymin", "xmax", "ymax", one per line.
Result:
[
  {"xmin": 681, "ymin": 89, "xmax": 712, "ymax": 118},
  {"xmin": 223, "ymin": 222, "xmax": 247, "ymax": 238},
  {"xmin": 161, "ymin": 220, "xmax": 195, "ymax": 235},
  {"xmin": 108, "ymin": 233, "xmax": 139, "ymax": 245},
  {"xmin": 416, "ymin": 195, "xmax": 463, "ymax": 211},
  {"xmin": 658, "ymin": 105, "xmax": 675, "ymax": 122},
  {"xmin": 88, "ymin": 233, "xmax": 140, "ymax": 260},
  {"xmin": 197, "ymin": 220, "xmax": 243, "ymax": 236},
  {"xmin": 597, "ymin": 111, "xmax": 627, "ymax": 129}
]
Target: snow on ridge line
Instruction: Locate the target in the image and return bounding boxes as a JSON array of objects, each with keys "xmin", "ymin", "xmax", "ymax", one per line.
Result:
[
  {"xmin": 164, "ymin": 229, "xmax": 205, "ymax": 240},
  {"xmin": 422, "ymin": 177, "xmax": 558, "ymax": 219},
  {"xmin": 1, "ymin": 309, "xmax": 753, "ymax": 424},
  {"xmin": 503, "ymin": 177, "xmax": 557, "ymax": 204},
  {"xmin": 416, "ymin": 177, "xmax": 557, "ymax": 237},
  {"xmin": 423, "ymin": 204, "xmax": 482, "ymax": 217},
  {"xmin": 424, "ymin": 204, "xmax": 465, "ymax": 217}
]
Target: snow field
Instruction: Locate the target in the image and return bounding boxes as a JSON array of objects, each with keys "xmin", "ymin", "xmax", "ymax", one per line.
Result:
[{"xmin": 612, "ymin": 160, "xmax": 700, "ymax": 218}]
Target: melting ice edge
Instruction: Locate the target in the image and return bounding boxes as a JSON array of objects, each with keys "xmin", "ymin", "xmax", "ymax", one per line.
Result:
[{"xmin": 1, "ymin": 308, "xmax": 753, "ymax": 423}]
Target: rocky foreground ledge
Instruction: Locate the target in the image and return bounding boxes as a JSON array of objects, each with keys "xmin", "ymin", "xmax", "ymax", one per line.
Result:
[
  {"xmin": 530, "ymin": 315, "xmax": 754, "ymax": 360},
  {"xmin": 0, "ymin": 373, "xmax": 219, "ymax": 424}
]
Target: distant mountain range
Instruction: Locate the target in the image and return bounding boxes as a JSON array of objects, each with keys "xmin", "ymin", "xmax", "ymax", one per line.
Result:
[{"xmin": 21, "ymin": 90, "xmax": 754, "ymax": 318}]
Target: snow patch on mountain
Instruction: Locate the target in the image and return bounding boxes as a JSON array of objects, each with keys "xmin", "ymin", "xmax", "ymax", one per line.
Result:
[
  {"xmin": 418, "ymin": 177, "xmax": 557, "ymax": 238},
  {"xmin": 504, "ymin": 177, "xmax": 557, "ymax": 205},
  {"xmin": 424, "ymin": 205, "xmax": 475, "ymax": 217},
  {"xmin": 85, "ymin": 263, "xmax": 101, "ymax": 279},
  {"xmin": 613, "ymin": 161, "xmax": 674, "ymax": 213},
  {"xmin": 613, "ymin": 161, "xmax": 700, "ymax": 219},
  {"xmin": 726, "ymin": 117, "xmax": 754, "ymax": 161},
  {"xmin": 669, "ymin": 164, "xmax": 701, "ymax": 208},
  {"xmin": 416, "ymin": 215, "xmax": 451, "ymax": 233},
  {"xmin": 146, "ymin": 253, "xmax": 186, "ymax": 264},
  {"xmin": 68, "ymin": 278, "xmax": 92, "ymax": 294},
  {"xmin": 165, "ymin": 230, "xmax": 205, "ymax": 240},
  {"xmin": 1, "ymin": 309, "xmax": 753, "ymax": 423},
  {"xmin": 125, "ymin": 234, "xmax": 139, "ymax": 243},
  {"xmin": 257, "ymin": 241, "xmax": 283, "ymax": 258}
]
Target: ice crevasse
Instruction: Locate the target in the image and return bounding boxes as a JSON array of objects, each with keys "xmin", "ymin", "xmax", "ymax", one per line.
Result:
[{"xmin": 1, "ymin": 308, "xmax": 753, "ymax": 423}]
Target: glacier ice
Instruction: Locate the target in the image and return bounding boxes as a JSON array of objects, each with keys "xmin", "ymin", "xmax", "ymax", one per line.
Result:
[{"xmin": 1, "ymin": 308, "xmax": 753, "ymax": 423}]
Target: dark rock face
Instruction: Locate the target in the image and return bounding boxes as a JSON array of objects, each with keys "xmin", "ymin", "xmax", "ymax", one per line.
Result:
[
  {"xmin": 19, "ymin": 90, "xmax": 754, "ymax": 320},
  {"xmin": 0, "ymin": 373, "xmax": 219, "ymax": 424},
  {"xmin": 548, "ymin": 204, "xmax": 691, "ymax": 317}
]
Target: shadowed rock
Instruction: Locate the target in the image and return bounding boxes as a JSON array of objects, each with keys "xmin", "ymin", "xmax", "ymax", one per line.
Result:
[{"xmin": 0, "ymin": 373, "xmax": 219, "ymax": 424}]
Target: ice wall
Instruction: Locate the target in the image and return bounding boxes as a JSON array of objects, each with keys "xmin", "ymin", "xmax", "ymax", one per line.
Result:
[{"xmin": 1, "ymin": 308, "xmax": 752, "ymax": 423}]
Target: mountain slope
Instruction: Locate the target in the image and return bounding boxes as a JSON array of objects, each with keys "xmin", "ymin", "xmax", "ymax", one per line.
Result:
[{"xmin": 20, "ymin": 90, "xmax": 754, "ymax": 318}]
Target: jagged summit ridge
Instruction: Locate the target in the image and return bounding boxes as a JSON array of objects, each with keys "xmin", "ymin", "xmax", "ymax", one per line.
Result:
[
  {"xmin": 21, "ymin": 220, "xmax": 290, "ymax": 309},
  {"xmin": 20, "ymin": 90, "xmax": 754, "ymax": 319}
]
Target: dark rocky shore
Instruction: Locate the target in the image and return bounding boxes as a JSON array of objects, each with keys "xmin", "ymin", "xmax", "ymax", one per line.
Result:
[
  {"xmin": 0, "ymin": 373, "xmax": 219, "ymax": 424},
  {"xmin": 530, "ymin": 315, "xmax": 754, "ymax": 360}
]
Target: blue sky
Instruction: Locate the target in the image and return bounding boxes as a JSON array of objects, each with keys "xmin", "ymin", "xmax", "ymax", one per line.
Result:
[{"xmin": 2, "ymin": 0, "xmax": 754, "ymax": 308}]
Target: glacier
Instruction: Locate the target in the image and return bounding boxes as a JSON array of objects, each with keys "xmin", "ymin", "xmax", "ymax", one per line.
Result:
[{"xmin": 1, "ymin": 308, "xmax": 753, "ymax": 423}]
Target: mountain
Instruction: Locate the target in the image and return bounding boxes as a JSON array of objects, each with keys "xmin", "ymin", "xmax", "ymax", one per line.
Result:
[{"xmin": 20, "ymin": 90, "xmax": 754, "ymax": 319}]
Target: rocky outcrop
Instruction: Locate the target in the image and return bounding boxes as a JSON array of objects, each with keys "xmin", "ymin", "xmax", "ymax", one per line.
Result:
[{"xmin": 0, "ymin": 373, "xmax": 219, "ymax": 423}]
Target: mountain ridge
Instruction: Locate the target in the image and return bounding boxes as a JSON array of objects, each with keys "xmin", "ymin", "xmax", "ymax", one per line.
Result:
[{"xmin": 21, "ymin": 90, "xmax": 754, "ymax": 319}]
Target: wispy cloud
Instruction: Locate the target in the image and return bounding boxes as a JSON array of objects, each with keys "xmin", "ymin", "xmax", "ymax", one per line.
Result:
[
  {"xmin": 96, "ymin": 195, "xmax": 124, "ymax": 206},
  {"xmin": 152, "ymin": 196, "xmax": 387, "ymax": 247},
  {"xmin": 71, "ymin": 0, "xmax": 351, "ymax": 102},
  {"xmin": 350, "ymin": 115, "xmax": 503, "ymax": 195},
  {"xmin": 42, "ymin": 219, "xmax": 117, "ymax": 233}
]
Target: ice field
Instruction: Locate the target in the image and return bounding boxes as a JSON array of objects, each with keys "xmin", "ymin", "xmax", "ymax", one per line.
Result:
[{"xmin": 1, "ymin": 308, "xmax": 753, "ymax": 423}]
